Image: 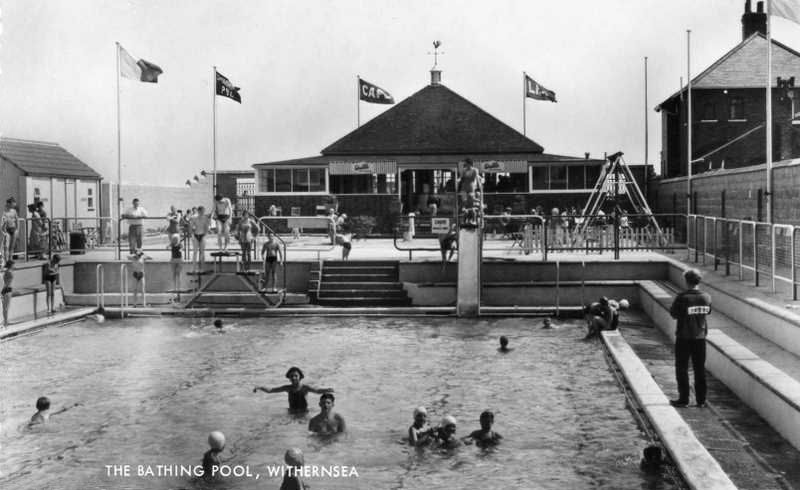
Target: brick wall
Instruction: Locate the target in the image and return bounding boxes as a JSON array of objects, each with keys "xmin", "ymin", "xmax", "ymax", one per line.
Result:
[{"xmin": 650, "ymin": 160, "xmax": 800, "ymax": 224}]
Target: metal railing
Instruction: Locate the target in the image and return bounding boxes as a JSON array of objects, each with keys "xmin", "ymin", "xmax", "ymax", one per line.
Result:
[
  {"xmin": 119, "ymin": 263, "xmax": 129, "ymax": 318},
  {"xmin": 96, "ymin": 264, "xmax": 105, "ymax": 310},
  {"xmin": 687, "ymin": 214, "xmax": 800, "ymax": 300}
]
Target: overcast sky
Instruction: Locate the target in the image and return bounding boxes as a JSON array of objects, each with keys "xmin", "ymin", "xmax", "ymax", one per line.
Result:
[{"xmin": 2, "ymin": 0, "xmax": 800, "ymax": 186}]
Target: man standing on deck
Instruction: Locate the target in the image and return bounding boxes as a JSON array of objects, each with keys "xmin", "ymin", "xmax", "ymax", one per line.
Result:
[
  {"xmin": 212, "ymin": 194, "xmax": 233, "ymax": 252},
  {"xmin": 123, "ymin": 198, "xmax": 148, "ymax": 255},
  {"xmin": 669, "ymin": 268, "xmax": 712, "ymax": 408}
]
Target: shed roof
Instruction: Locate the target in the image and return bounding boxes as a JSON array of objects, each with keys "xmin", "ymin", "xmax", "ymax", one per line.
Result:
[{"xmin": 0, "ymin": 137, "xmax": 101, "ymax": 179}]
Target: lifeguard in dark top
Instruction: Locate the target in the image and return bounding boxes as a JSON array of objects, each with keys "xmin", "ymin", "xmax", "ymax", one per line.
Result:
[{"xmin": 253, "ymin": 366, "xmax": 334, "ymax": 412}]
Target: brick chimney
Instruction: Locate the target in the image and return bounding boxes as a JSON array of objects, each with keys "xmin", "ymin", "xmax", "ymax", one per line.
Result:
[{"xmin": 742, "ymin": 0, "xmax": 767, "ymax": 40}]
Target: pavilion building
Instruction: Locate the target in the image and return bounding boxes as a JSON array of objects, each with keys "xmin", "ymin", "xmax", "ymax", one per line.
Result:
[{"xmin": 252, "ymin": 68, "xmax": 611, "ymax": 233}]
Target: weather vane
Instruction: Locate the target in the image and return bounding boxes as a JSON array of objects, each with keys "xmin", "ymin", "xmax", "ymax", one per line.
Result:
[{"xmin": 428, "ymin": 40, "xmax": 444, "ymax": 69}]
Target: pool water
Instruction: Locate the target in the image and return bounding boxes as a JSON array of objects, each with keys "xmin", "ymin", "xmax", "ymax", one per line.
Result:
[{"xmin": 1, "ymin": 317, "xmax": 678, "ymax": 489}]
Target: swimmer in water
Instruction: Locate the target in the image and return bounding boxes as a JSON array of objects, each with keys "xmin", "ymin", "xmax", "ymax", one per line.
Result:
[
  {"xmin": 408, "ymin": 406, "xmax": 434, "ymax": 447},
  {"xmin": 498, "ymin": 336, "xmax": 512, "ymax": 353},
  {"xmin": 308, "ymin": 393, "xmax": 346, "ymax": 435},
  {"xmin": 253, "ymin": 366, "xmax": 334, "ymax": 412},
  {"xmin": 280, "ymin": 448, "xmax": 307, "ymax": 490},
  {"xmin": 28, "ymin": 396, "xmax": 79, "ymax": 427},
  {"xmin": 542, "ymin": 317, "xmax": 559, "ymax": 329},
  {"xmin": 202, "ymin": 431, "xmax": 225, "ymax": 479},
  {"xmin": 213, "ymin": 319, "xmax": 224, "ymax": 332},
  {"xmin": 432, "ymin": 415, "xmax": 461, "ymax": 449},
  {"xmin": 462, "ymin": 410, "xmax": 502, "ymax": 447}
]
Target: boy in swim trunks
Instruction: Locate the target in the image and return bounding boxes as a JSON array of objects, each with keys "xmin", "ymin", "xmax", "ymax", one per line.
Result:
[
  {"xmin": 462, "ymin": 410, "xmax": 502, "ymax": 447},
  {"xmin": 2, "ymin": 197, "xmax": 19, "ymax": 261},
  {"xmin": 253, "ymin": 366, "xmax": 334, "ymax": 412},
  {"xmin": 167, "ymin": 235, "xmax": 183, "ymax": 301},
  {"xmin": 261, "ymin": 231, "xmax": 282, "ymax": 292},
  {"xmin": 212, "ymin": 195, "xmax": 233, "ymax": 252},
  {"xmin": 2, "ymin": 259, "xmax": 14, "ymax": 326},
  {"xmin": 130, "ymin": 250, "xmax": 151, "ymax": 307},
  {"xmin": 190, "ymin": 206, "xmax": 212, "ymax": 268},
  {"xmin": 308, "ymin": 393, "xmax": 346, "ymax": 435}
]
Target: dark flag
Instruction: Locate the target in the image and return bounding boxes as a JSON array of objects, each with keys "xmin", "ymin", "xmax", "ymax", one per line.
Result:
[
  {"xmin": 525, "ymin": 74, "xmax": 556, "ymax": 102},
  {"xmin": 358, "ymin": 77, "xmax": 394, "ymax": 104},
  {"xmin": 216, "ymin": 71, "xmax": 242, "ymax": 103},
  {"xmin": 119, "ymin": 44, "xmax": 163, "ymax": 83}
]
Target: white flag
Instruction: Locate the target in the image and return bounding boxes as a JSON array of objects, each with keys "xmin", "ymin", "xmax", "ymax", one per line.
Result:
[
  {"xmin": 772, "ymin": 0, "xmax": 800, "ymax": 25},
  {"xmin": 118, "ymin": 44, "xmax": 163, "ymax": 83}
]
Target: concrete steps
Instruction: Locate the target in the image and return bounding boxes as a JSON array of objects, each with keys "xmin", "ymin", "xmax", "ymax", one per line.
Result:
[{"xmin": 315, "ymin": 260, "xmax": 412, "ymax": 307}]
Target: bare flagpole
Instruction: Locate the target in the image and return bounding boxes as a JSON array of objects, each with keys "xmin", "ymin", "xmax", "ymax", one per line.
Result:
[
  {"xmin": 644, "ymin": 56, "xmax": 649, "ymax": 199},
  {"xmin": 523, "ymin": 71, "xmax": 527, "ymax": 136},
  {"xmin": 766, "ymin": 0, "xmax": 774, "ymax": 223},
  {"xmin": 687, "ymin": 30, "xmax": 692, "ymax": 220},
  {"xmin": 212, "ymin": 66, "xmax": 217, "ymax": 200},
  {"xmin": 115, "ymin": 42, "xmax": 122, "ymax": 260}
]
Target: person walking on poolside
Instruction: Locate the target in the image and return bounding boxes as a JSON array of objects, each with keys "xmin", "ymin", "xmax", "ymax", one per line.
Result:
[
  {"xmin": 1, "ymin": 259, "xmax": 14, "ymax": 326},
  {"xmin": 212, "ymin": 194, "xmax": 233, "ymax": 252},
  {"xmin": 253, "ymin": 366, "xmax": 333, "ymax": 412},
  {"xmin": 123, "ymin": 198, "xmax": 148, "ymax": 255},
  {"xmin": 190, "ymin": 206, "xmax": 212, "ymax": 268},
  {"xmin": 261, "ymin": 231, "xmax": 282, "ymax": 292},
  {"xmin": 670, "ymin": 269, "xmax": 712, "ymax": 408},
  {"xmin": 44, "ymin": 254, "xmax": 61, "ymax": 313},
  {"xmin": 2, "ymin": 197, "xmax": 20, "ymax": 261},
  {"xmin": 308, "ymin": 393, "xmax": 346, "ymax": 435},
  {"xmin": 236, "ymin": 210, "xmax": 259, "ymax": 270},
  {"xmin": 130, "ymin": 250, "xmax": 151, "ymax": 307}
]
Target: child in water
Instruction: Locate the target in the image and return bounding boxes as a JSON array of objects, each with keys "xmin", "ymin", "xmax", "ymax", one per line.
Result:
[
  {"xmin": 462, "ymin": 410, "xmax": 503, "ymax": 447},
  {"xmin": 408, "ymin": 406, "xmax": 434, "ymax": 447},
  {"xmin": 280, "ymin": 448, "xmax": 307, "ymax": 490},
  {"xmin": 432, "ymin": 415, "xmax": 461, "ymax": 449},
  {"xmin": 498, "ymin": 336, "xmax": 512, "ymax": 353},
  {"xmin": 202, "ymin": 431, "xmax": 225, "ymax": 479},
  {"xmin": 29, "ymin": 396, "xmax": 51, "ymax": 426},
  {"xmin": 253, "ymin": 366, "xmax": 334, "ymax": 411}
]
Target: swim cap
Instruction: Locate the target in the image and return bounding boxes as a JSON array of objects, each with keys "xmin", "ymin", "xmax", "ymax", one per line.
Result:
[
  {"xmin": 441, "ymin": 415, "xmax": 457, "ymax": 427},
  {"xmin": 413, "ymin": 406, "xmax": 427, "ymax": 417},
  {"xmin": 208, "ymin": 431, "xmax": 226, "ymax": 450},
  {"xmin": 619, "ymin": 299, "xmax": 630, "ymax": 309},
  {"xmin": 608, "ymin": 299, "xmax": 619, "ymax": 309},
  {"xmin": 284, "ymin": 448, "xmax": 304, "ymax": 467}
]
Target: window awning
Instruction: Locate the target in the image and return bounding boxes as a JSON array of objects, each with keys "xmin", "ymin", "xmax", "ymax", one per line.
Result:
[{"xmin": 329, "ymin": 160, "xmax": 397, "ymax": 175}]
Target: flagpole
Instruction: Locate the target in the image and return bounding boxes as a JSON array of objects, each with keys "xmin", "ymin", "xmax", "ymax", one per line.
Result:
[
  {"xmin": 115, "ymin": 42, "xmax": 122, "ymax": 260},
  {"xmin": 687, "ymin": 30, "xmax": 692, "ymax": 237},
  {"xmin": 522, "ymin": 72, "xmax": 527, "ymax": 136},
  {"xmin": 357, "ymin": 76, "xmax": 361, "ymax": 128},
  {"xmin": 644, "ymin": 56, "xmax": 649, "ymax": 200},
  {"xmin": 766, "ymin": 0, "xmax": 774, "ymax": 223},
  {"xmin": 212, "ymin": 66, "xmax": 217, "ymax": 201}
]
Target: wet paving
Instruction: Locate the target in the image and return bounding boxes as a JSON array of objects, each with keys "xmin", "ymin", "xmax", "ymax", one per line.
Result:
[{"xmin": 619, "ymin": 311, "xmax": 800, "ymax": 490}]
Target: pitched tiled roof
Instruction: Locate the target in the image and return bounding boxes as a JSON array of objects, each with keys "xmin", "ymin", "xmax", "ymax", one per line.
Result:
[
  {"xmin": 322, "ymin": 83, "xmax": 544, "ymax": 155},
  {"xmin": 656, "ymin": 33, "xmax": 800, "ymax": 110},
  {"xmin": 0, "ymin": 137, "xmax": 101, "ymax": 179}
]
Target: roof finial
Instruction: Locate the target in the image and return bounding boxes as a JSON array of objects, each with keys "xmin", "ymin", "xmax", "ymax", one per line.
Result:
[{"xmin": 428, "ymin": 41, "xmax": 444, "ymax": 85}]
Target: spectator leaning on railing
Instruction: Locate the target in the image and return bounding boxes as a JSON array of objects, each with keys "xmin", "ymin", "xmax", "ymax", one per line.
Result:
[{"xmin": 123, "ymin": 198, "xmax": 148, "ymax": 255}]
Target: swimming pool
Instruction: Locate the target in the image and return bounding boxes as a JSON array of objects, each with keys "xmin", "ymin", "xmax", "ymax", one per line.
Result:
[{"xmin": 1, "ymin": 317, "xmax": 678, "ymax": 489}]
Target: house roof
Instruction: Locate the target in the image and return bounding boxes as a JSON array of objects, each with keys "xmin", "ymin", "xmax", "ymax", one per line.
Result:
[
  {"xmin": 656, "ymin": 33, "xmax": 800, "ymax": 110},
  {"xmin": 0, "ymin": 137, "xmax": 102, "ymax": 179},
  {"xmin": 322, "ymin": 83, "xmax": 544, "ymax": 155}
]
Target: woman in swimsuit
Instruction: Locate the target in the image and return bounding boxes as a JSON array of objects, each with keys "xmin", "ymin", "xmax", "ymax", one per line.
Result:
[
  {"xmin": 44, "ymin": 254, "xmax": 61, "ymax": 313},
  {"xmin": 236, "ymin": 210, "xmax": 259, "ymax": 270},
  {"xmin": 253, "ymin": 366, "xmax": 334, "ymax": 412}
]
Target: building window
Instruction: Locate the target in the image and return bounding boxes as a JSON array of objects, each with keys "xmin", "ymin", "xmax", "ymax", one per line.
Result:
[
  {"xmin": 258, "ymin": 168, "xmax": 327, "ymax": 193},
  {"xmin": 701, "ymin": 102, "xmax": 716, "ymax": 121},
  {"xmin": 729, "ymin": 97, "xmax": 745, "ymax": 120},
  {"xmin": 87, "ymin": 187, "xmax": 94, "ymax": 210},
  {"xmin": 567, "ymin": 166, "xmax": 586, "ymax": 189},
  {"xmin": 531, "ymin": 166, "xmax": 548, "ymax": 190},
  {"xmin": 549, "ymin": 166, "xmax": 567, "ymax": 189},
  {"xmin": 330, "ymin": 173, "xmax": 398, "ymax": 194},
  {"xmin": 484, "ymin": 172, "xmax": 528, "ymax": 192}
]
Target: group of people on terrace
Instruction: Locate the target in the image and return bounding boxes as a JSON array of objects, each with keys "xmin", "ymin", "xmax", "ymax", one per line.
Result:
[{"xmin": 1, "ymin": 196, "xmax": 67, "ymax": 262}]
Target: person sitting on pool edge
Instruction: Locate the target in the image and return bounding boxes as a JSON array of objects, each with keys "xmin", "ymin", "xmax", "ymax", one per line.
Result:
[
  {"xmin": 432, "ymin": 415, "xmax": 461, "ymax": 449},
  {"xmin": 461, "ymin": 410, "xmax": 502, "ymax": 447},
  {"xmin": 308, "ymin": 393, "xmax": 346, "ymax": 435},
  {"xmin": 202, "ymin": 431, "xmax": 226, "ymax": 479},
  {"xmin": 583, "ymin": 297, "xmax": 628, "ymax": 340},
  {"xmin": 408, "ymin": 406, "xmax": 434, "ymax": 447},
  {"xmin": 253, "ymin": 366, "xmax": 334, "ymax": 412}
]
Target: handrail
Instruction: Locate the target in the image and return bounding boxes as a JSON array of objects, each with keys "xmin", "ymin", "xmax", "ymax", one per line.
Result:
[
  {"xmin": 555, "ymin": 260, "xmax": 560, "ymax": 317},
  {"xmin": 581, "ymin": 260, "xmax": 586, "ymax": 307},
  {"xmin": 96, "ymin": 264, "xmax": 104, "ymax": 310},
  {"xmin": 120, "ymin": 263, "xmax": 129, "ymax": 318}
]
